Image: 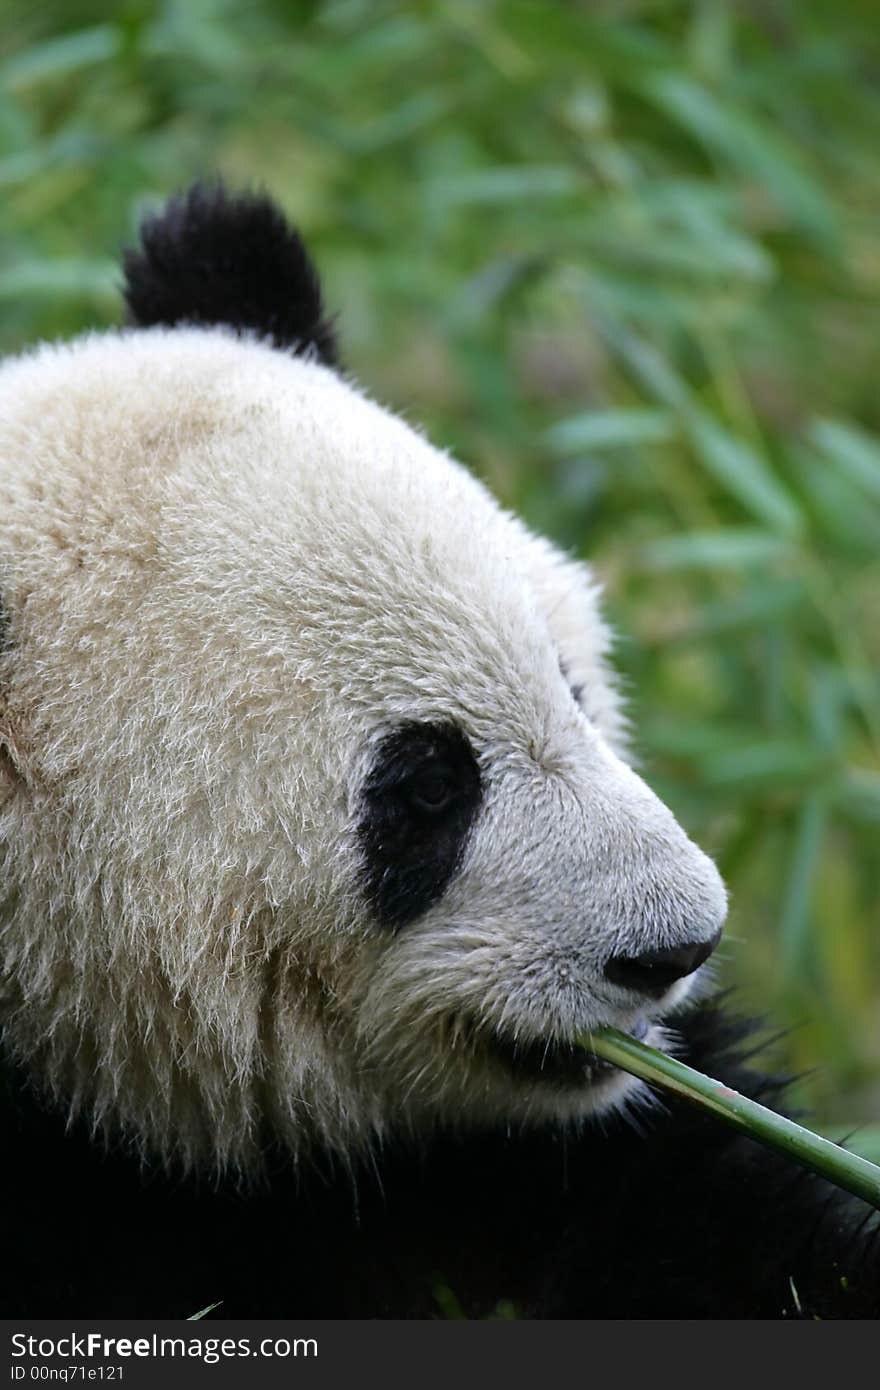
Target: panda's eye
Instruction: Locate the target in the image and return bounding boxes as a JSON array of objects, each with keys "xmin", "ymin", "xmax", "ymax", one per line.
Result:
[{"xmin": 406, "ymin": 764, "xmax": 457, "ymax": 814}]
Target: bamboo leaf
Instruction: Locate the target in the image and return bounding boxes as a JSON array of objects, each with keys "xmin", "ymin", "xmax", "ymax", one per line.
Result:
[
  {"xmin": 779, "ymin": 793, "xmax": 828, "ymax": 974},
  {"xmin": 642, "ymin": 73, "xmax": 837, "ymax": 242},
  {"xmin": 640, "ymin": 527, "xmax": 791, "ymax": 571},
  {"xmin": 808, "ymin": 418, "xmax": 880, "ymax": 502},
  {"xmin": 0, "ymin": 26, "xmax": 119, "ymax": 90},
  {"xmin": 546, "ymin": 409, "xmax": 674, "ymax": 454},
  {"xmin": 686, "ymin": 414, "xmax": 803, "ymax": 536}
]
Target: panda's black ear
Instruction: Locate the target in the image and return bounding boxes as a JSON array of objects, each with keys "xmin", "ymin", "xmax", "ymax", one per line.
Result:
[{"xmin": 123, "ymin": 180, "xmax": 338, "ymax": 365}]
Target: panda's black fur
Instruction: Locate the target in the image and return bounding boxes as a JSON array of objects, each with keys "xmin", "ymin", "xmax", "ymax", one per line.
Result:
[
  {"xmin": 2, "ymin": 1000, "xmax": 878, "ymax": 1317},
  {"xmin": 1, "ymin": 183, "xmax": 878, "ymax": 1319}
]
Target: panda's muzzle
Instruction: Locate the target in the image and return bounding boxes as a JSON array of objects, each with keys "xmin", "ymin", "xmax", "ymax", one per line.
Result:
[{"xmin": 478, "ymin": 1015, "xmax": 650, "ymax": 1089}]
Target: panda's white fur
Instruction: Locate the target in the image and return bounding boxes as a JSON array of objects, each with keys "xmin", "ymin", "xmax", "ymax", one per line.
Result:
[{"xmin": 0, "ymin": 315, "xmax": 727, "ymax": 1173}]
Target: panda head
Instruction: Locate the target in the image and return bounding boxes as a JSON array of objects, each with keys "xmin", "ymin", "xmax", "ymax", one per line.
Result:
[{"xmin": 0, "ymin": 183, "xmax": 726, "ymax": 1170}]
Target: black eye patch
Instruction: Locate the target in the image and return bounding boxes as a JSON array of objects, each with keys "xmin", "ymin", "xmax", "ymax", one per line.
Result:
[{"xmin": 358, "ymin": 721, "xmax": 483, "ymax": 930}]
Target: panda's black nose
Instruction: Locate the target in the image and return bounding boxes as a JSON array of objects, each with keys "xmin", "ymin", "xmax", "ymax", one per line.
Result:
[{"xmin": 604, "ymin": 928, "xmax": 722, "ymax": 998}]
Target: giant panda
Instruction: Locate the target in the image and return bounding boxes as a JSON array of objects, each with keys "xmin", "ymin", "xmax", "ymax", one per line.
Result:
[{"xmin": 0, "ymin": 182, "xmax": 877, "ymax": 1319}]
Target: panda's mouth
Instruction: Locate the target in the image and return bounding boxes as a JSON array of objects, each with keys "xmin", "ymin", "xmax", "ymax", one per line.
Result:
[{"xmin": 475, "ymin": 1015, "xmax": 650, "ymax": 1090}]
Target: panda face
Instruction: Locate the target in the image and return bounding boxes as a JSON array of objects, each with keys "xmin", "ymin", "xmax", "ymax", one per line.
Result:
[{"xmin": 0, "ymin": 186, "xmax": 726, "ymax": 1170}]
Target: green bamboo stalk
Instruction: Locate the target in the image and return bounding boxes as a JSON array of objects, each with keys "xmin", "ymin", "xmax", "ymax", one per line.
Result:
[{"xmin": 587, "ymin": 1027, "xmax": 880, "ymax": 1211}]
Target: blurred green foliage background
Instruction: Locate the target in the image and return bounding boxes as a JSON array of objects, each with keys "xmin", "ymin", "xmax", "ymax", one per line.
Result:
[{"xmin": 1, "ymin": 0, "xmax": 878, "ymax": 1138}]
